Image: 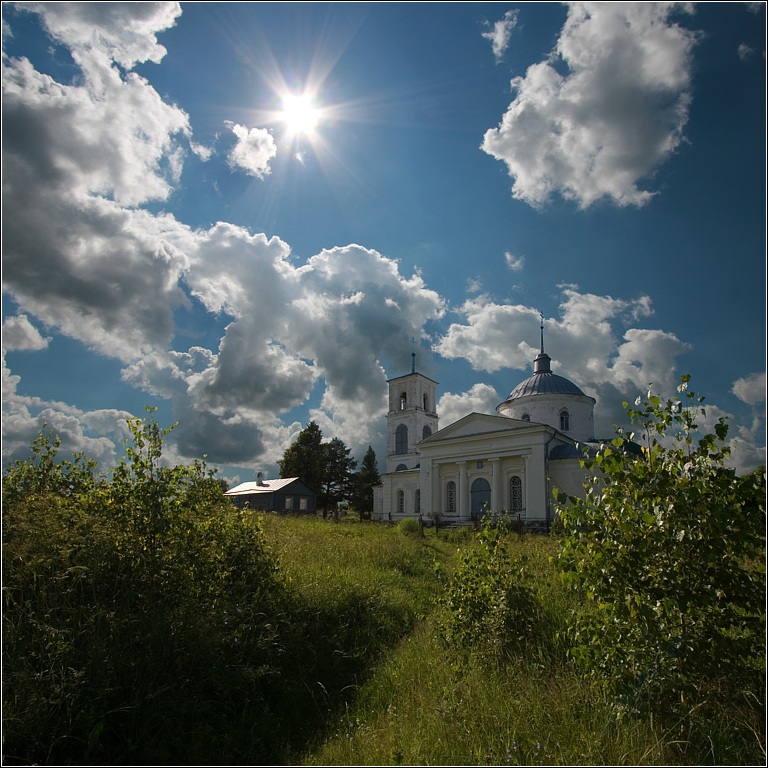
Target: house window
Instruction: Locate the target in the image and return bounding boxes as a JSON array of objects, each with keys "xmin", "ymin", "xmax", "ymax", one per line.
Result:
[
  {"xmin": 299, "ymin": 497, "xmax": 308, "ymax": 510},
  {"xmin": 397, "ymin": 490, "xmax": 405, "ymax": 514},
  {"xmin": 422, "ymin": 425, "xmax": 432, "ymax": 440},
  {"xmin": 395, "ymin": 424, "xmax": 408, "ymax": 455},
  {"xmin": 509, "ymin": 476, "xmax": 523, "ymax": 513},
  {"xmin": 399, "ymin": 392, "xmax": 407, "ymax": 410},
  {"xmin": 560, "ymin": 409, "xmax": 570, "ymax": 431},
  {"xmin": 447, "ymin": 481, "xmax": 456, "ymax": 513},
  {"xmin": 415, "ymin": 489, "xmax": 421, "ymax": 514}
]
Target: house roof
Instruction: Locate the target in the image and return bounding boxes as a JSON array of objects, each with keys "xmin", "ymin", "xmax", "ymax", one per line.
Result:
[
  {"xmin": 387, "ymin": 370, "xmax": 438, "ymax": 385},
  {"xmin": 225, "ymin": 477, "xmax": 303, "ymax": 496},
  {"xmin": 549, "ymin": 443, "xmax": 584, "ymax": 459}
]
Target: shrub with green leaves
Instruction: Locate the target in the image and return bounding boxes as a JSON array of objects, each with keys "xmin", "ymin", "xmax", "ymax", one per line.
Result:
[
  {"xmin": 2, "ymin": 410, "xmax": 285, "ymax": 765},
  {"xmin": 436, "ymin": 519, "xmax": 541, "ymax": 658},
  {"xmin": 555, "ymin": 375, "xmax": 766, "ymax": 717},
  {"xmin": 397, "ymin": 517, "xmax": 421, "ymax": 535}
]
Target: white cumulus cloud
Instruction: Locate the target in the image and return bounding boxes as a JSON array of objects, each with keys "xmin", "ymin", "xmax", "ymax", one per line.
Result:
[
  {"xmin": 227, "ymin": 123, "xmax": 278, "ymax": 178},
  {"xmin": 18, "ymin": 1, "xmax": 181, "ymax": 69},
  {"xmin": 2, "ymin": 351, "xmax": 133, "ymax": 468},
  {"xmin": 482, "ymin": 2, "xmax": 698, "ymax": 208},
  {"xmin": 433, "ymin": 286, "xmax": 690, "ymax": 439},
  {"xmin": 482, "ymin": 9, "xmax": 519, "ymax": 62},
  {"xmin": 2, "ymin": 2, "xmax": 762, "ymax": 480},
  {"xmin": 437, "ymin": 383, "xmax": 502, "ymax": 429},
  {"xmin": 732, "ymin": 371, "xmax": 766, "ymax": 405},
  {"xmin": 2, "ymin": 314, "xmax": 50, "ymax": 351}
]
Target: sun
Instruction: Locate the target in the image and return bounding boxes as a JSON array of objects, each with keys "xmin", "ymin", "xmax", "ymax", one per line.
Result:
[{"xmin": 279, "ymin": 92, "xmax": 321, "ymax": 137}]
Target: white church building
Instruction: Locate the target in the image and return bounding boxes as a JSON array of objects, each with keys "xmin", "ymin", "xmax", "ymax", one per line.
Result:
[{"xmin": 373, "ymin": 328, "xmax": 603, "ymax": 531}]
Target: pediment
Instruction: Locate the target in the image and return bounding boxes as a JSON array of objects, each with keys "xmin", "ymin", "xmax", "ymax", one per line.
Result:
[{"xmin": 420, "ymin": 412, "xmax": 544, "ymax": 444}]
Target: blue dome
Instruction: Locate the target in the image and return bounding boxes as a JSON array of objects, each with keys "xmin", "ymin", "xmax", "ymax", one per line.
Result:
[
  {"xmin": 504, "ymin": 351, "xmax": 588, "ymax": 400},
  {"xmin": 506, "ymin": 371, "xmax": 588, "ymax": 399}
]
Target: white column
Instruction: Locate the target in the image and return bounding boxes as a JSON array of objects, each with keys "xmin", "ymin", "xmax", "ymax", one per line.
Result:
[
  {"xmin": 491, "ymin": 458, "xmax": 501, "ymax": 513},
  {"xmin": 457, "ymin": 461, "xmax": 468, "ymax": 521},
  {"xmin": 421, "ymin": 457, "xmax": 432, "ymax": 518},
  {"xmin": 431, "ymin": 461, "xmax": 441, "ymax": 517}
]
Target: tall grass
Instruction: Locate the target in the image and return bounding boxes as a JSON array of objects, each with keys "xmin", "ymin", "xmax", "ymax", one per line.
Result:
[
  {"xmin": 302, "ymin": 529, "xmax": 765, "ymax": 767},
  {"xmin": 4, "ymin": 501, "xmax": 763, "ymax": 765},
  {"xmin": 307, "ymin": 628, "xmax": 673, "ymax": 766}
]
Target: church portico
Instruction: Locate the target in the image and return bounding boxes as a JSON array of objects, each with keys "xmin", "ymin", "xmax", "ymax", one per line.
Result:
[{"xmin": 419, "ymin": 447, "xmax": 536, "ymax": 522}]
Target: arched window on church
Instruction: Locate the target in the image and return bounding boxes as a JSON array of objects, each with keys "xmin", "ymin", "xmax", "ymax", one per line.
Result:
[
  {"xmin": 399, "ymin": 392, "xmax": 407, "ymax": 410},
  {"xmin": 395, "ymin": 424, "xmax": 408, "ymax": 455},
  {"xmin": 509, "ymin": 475, "xmax": 523, "ymax": 513},
  {"xmin": 415, "ymin": 489, "xmax": 421, "ymax": 515},
  {"xmin": 560, "ymin": 409, "xmax": 570, "ymax": 431},
  {"xmin": 422, "ymin": 425, "xmax": 432, "ymax": 440},
  {"xmin": 397, "ymin": 490, "xmax": 405, "ymax": 514},
  {"xmin": 521, "ymin": 413, "xmax": 530, "ymax": 422},
  {"xmin": 423, "ymin": 393, "xmax": 429, "ymax": 411},
  {"xmin": 447, "ymin": 481, "xmax": 456, "ymax": 513}
]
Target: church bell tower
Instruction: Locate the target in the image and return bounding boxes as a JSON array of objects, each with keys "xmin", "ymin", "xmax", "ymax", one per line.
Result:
[{"xmin": 385, "ymin": 342, "xmax": 438, "ymax": 473}]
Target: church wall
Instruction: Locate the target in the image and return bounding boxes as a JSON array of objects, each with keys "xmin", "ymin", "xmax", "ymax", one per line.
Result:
[
  {"xmin": 518, "ymin": 443, "xmax": 549, "ymax": 523},
  {"xmin": 499, "ymin": 393, "xmax": 594, "ymax": 442},
  {"xmin": 379, "ymin": 469, "xmax": 421, "ymax": 521},
  {"xmin": 372, "ymin": 484, "xmax": 384, "ymax": 520},
  {"xmin": 386, "ymin": 408, "xmax": 431, "ymax": 472},
  {"xmin": 550, "ymin": 459, "xmax": 591, "ymax": 504}
]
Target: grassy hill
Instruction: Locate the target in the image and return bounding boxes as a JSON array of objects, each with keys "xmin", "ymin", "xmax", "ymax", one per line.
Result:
[
  {"xmin": 4, "ymin": 504, "xmax": 764, "ymax": 765},
  {"xmin": 3, "ymin": 418, "xmax": 764, "ymax": 765},
  {"xmin": 270, "ymin": 516, "xmax": 764, "ymax": 766}
]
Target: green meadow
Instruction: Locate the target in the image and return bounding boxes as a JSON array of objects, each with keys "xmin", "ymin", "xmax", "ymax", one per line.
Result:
[
  {"xmin": 2, "ymin": 415, "xmax": 764, "ymax": 765},
  {"xmin": 4, "ymin": 510, "xmax": 763, "ymax": 765}
]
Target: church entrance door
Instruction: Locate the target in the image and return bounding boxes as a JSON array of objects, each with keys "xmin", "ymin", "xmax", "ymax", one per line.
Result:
[{"xmin": 470, "ymin": 477, "xmax": 491, "ymax": 518}]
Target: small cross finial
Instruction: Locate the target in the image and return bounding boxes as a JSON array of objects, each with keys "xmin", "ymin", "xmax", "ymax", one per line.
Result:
[
  {"xmin": 411, "ymin": 336, "xmax": 416, "ymax": 374},
  {"xmin": 539, "ymin": 313, "xmax": 545, "ymax": 354}
]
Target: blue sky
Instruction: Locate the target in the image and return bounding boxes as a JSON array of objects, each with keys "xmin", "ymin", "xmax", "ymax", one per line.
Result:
[{"xmin": 2, "ymin": 1, "xmax": 765, "ymax": 484}]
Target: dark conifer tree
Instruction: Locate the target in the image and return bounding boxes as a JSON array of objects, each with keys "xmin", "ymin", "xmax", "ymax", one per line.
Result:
[
  {"xmin": 278, "ymin": 421, "xmax": 325, "ymax": 493},
  {"xmin": 351, "ymin": 446, "xmax": 381, "ymax": 520},
  {"xmin": 321, "ymin": 437, "xmax": 357, "ymax": 518}
]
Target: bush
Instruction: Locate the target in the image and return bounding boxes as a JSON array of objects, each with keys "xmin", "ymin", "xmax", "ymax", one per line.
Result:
[
  {"xmin": 2, "ymin": 411, "xmax": 286, "ymax": 765},
  {"xmin": 554, "ymin": 376, "xmax": 766, "ymax": 719},
  {"xmin": 397, "ymin": 517, "xmax": 421, "ymax": 535},
  {"xmin": 435, "ymin": 519, "xmax": 541, "ymax": 659}
]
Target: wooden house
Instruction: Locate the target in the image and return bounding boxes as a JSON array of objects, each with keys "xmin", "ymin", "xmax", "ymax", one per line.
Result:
[{"xmin": 225, "ymin": 475, "xmax": 317, "ymax": 514}]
